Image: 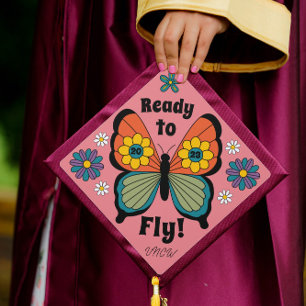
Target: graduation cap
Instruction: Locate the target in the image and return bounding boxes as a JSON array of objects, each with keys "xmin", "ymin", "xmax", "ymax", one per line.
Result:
[{"xmin": 46, "ymin": 63, "xmax": 286, "ymax": 305}]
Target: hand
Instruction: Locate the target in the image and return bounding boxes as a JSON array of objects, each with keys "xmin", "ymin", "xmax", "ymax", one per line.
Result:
[{"xmin": 154, "ymin": 11, "xmax": 229, "ymax": 82}]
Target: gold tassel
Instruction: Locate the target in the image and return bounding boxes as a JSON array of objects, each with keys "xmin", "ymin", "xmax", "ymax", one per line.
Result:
[
  {"xmin": 151, "ymin": 294, "xmax": 161, "ymax": 306},
  {"xmin": 151, "ymin": 276, "xmax": 160, "ymax": 306},
  {"xmin": 151, "ymin": 276, "xmax": 168, "ymax": 306}
]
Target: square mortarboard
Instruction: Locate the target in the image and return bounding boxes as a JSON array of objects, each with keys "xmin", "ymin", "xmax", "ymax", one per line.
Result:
[{"xmin": 46, "ymin": 63, "xmax": 286, "ymax": 303}]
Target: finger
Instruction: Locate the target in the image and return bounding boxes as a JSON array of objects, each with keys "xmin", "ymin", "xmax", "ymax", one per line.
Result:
[
  {"xmin": 154, "ymin": 15, "xmax": 171, "ymax": 71},
  {"xmin": 177, "ymin": 24, "xmax": 200, "ymax": 82},
  {"xmin": 190, "ymin": 29, "xmax": 215, "ymax": 74},
  {"xmin": 163, "ymin": 16, "xmax": 185, "ymax": 74}
]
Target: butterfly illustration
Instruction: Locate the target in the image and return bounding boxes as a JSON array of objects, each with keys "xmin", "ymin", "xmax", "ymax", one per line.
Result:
[{"xmin": 110, "ymin": 109, "xmax": 222, "ymax": 229}]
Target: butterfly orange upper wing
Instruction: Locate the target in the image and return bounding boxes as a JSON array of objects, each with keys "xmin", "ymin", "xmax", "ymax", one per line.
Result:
[
  {"xmin": 169, "ymin": 114, "xmax": 222, "ymax": 175},
  {"xmin": 110, "ymin": 109, "xmax": 160, "ymax": 172}
]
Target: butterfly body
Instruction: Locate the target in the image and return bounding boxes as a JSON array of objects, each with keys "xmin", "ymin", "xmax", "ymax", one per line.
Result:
[
  {"xmin": 110, "ymin": 109, "xmax": 222, "ymax": 229},
  {"xmin": 160, "ymin": 154, "xmax": 170, "ymax": 201}
]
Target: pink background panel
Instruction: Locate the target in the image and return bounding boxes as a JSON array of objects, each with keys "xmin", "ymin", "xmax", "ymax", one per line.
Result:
[{"xmin": 60, "ymin": 71, "xmax": 270, "ymax": 275}]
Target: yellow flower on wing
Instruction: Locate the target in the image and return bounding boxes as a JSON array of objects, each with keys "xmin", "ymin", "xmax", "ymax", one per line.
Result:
[
  {"xmin": 118, "ymin": 133, "xmax": 153, "ymax": 169},
  {"xmin": 178, "ymin": 136, "xmax": 214, "ymax": 173}
]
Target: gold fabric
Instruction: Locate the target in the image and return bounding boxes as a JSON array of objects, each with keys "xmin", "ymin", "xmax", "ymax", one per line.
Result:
[{"xmin": 136, "ymin": 0, "xmax": 291, "ymax": 72}]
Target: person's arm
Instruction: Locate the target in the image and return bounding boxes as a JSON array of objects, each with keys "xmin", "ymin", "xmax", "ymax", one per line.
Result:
[{"xmin": 136, "ymin": 0, "xmax": 291, "ymax": 77}]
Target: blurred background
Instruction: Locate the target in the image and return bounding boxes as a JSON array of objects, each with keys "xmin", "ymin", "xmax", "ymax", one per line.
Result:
[
  {"xmin": 0, "ymin": 1, "xmax": 305, "ymax": 306},
  {"xmin": 0, "ymin": 1, "xmax": 37, "ymax": 305}
]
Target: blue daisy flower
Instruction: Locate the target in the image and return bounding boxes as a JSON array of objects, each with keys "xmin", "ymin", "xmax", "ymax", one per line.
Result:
[{"xmin": 160, "ymin": 73, "xmax": 179, "ymax": 93}]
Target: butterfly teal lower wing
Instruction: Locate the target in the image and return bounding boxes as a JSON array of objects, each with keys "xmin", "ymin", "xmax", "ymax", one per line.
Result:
[
  {"xmin": 115, "ymin": 172, "xmax": 161, "ymax": 223},
  {"xmin": 168, "ymin": 173, "xmax": 213, "ymax": 229}
]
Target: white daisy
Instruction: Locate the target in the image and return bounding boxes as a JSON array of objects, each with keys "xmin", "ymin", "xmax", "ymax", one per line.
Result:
[
  {"xmin": 95, "ymin": 181, "xmax": 109, "ymax": 196},
  {"xmin": 94, "ymin": 132, "xmax": 109, "ymax": 147},
  {"xmin": 217, "ymin": 190, "xmax": 232, "ymax": 204},
  {"xmin": 225, "ymin": 140, "xmax": 240, "ymax": 155}
]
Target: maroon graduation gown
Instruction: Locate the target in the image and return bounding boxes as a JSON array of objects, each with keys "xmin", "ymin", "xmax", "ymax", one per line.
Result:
[{"xmin": 10, "ymin": 0, "xmax": 305, "ymax": 305}]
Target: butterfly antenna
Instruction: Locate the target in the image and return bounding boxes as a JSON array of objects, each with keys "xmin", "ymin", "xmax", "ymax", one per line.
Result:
[
  {"xmin": 167, "ymin": 145, "xmax": 176, "ymax": 154},
  {"xmin": 157, "ymin": 144, "xmax": 164, "ymax": 154}
]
